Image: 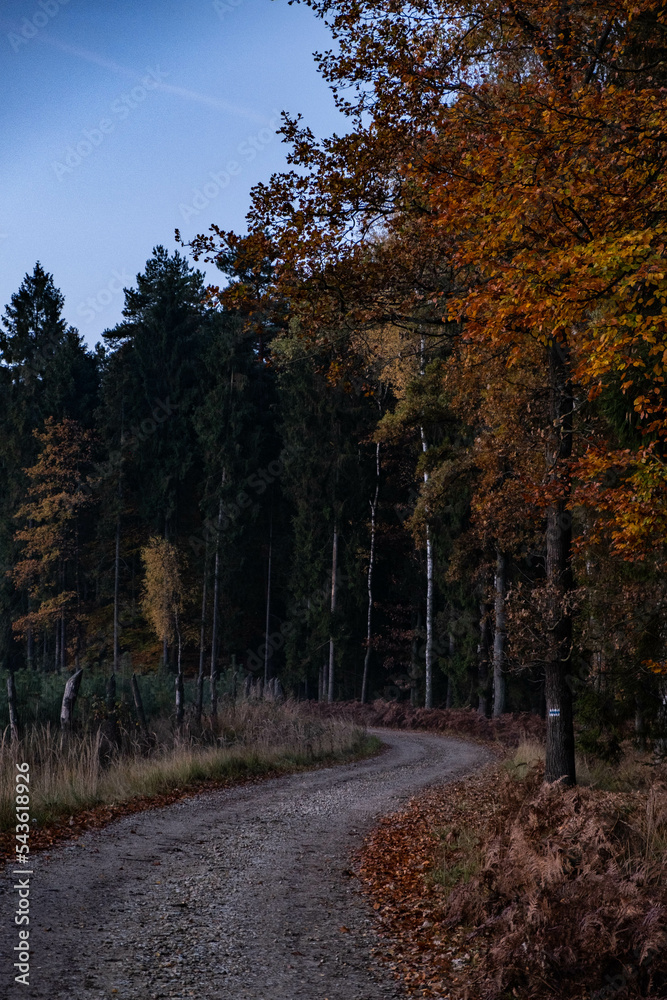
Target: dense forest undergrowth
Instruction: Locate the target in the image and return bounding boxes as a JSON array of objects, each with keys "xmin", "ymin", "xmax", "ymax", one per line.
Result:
[{"xmin": 359, "ymin": 740, "xmax": 667, "ymax": 1000}]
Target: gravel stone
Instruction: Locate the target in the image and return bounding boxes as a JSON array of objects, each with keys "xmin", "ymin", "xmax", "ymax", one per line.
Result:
[{"xmin": 1, "ymin": 729, "xmax": 489, "ymax": 999}]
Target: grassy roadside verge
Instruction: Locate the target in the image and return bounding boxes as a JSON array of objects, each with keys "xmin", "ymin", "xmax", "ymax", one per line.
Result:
[
  {"xmin": 357, "ymin": 741, "xmax": 667, "ymax": 1000},
  {"xmin": 1, "ymin": 701, "xmax": 381, "ymax": 861}
]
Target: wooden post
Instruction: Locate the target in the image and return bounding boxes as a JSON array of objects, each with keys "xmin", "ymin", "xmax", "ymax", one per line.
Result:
[{"xmin": 60, "ymin": 668, "xmax": 83, "ymax": 730}]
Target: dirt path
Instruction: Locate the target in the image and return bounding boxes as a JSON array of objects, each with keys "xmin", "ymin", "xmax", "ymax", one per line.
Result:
[{"xmin": 1, "ymin": 730, "xmax": 489, "ymax": 999}]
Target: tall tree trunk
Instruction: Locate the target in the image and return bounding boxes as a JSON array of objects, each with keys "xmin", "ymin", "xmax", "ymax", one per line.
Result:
[
  {"xmin": 113, "ymin": 408, "xmax": 124, "ymax": 690},
  {"xmin": 544, "ymin": 338, "xmax": 576, "ymax": 785},
  {"xmin": 26, "ymin": 520, "xmax": 34, "ymax": 669},
  {"xmin": 264, "ymin": 510, "xmax": 273, "ymax": 686},
  {"xmin": 447, "ymin": 632, "xmax": 455, "ymax": 708},
  {"xmin": 104, "ymin": 671, "xmax": 119, "ymax": 748},
  {"xmin": 420, "ymin": 337, "xmax": 435, "ymax": 709},
  {"xmin": 113, "ymin": 516, "xmax": 121, "ymax": 677},
  {"xmin": 109, "ymin": 513, "xmax": 121, "ymax": 748},
  {"xmin": 60, "ymin": 610, "xmax": 66, "ymax": 671},
  {"xmin": 210, "ymin": 488, "xmax": 224, "ymax": 721},
  {"xmin": 106, "ymin": 672, "xmax": 116, "ymax": 712},
  {"xmin": 195, "ymin": 535, "xmax": 209, "ymax": 726},
  {"xmin": 60, "ymin": 668, "xmax": 83, "ymax": 730},
  {"xmin": 492, "ymin": 550, "xmax": 507, "ymax": 717},
  {"xmin": 175, "ymin": 614, "xmax": 184, "ymax": 730},
  {"xmin": 468, "ymin": 632, "xmax": 479, "ymax": 708},
  {"xmin": 478, "ymin": 600, "xmax": 492, "ymax": 716},
  {"xmin": 131, "ymin": 673, "xmax": 148, "ymax": 735},
  {"xmin": 424, "ymin": 524, "xmax": 434, "ymax": 708},
  {"xmin": 231, "ymin": 653, "xmax": 238, "ymax": 702},
  {"xmin": 7, "ymin": 669, "xmax": 20, "ymax": 743},
  {"xmin": 361, "ymin": 442, "xmax": 380, "ymax": 704},
  {"xmin": 26, "ymin": 620, "xmax": 34, "ymax": 671},
  {"xmin": 410, "ymin": 611, "xmax": 421, "ymax": 707},
  {"xmin": 327, "ymin": 524, "xmax": 339, "ymax": 703},
  {"xmin": 634, "ymin": 700, "xmax": 646, "ymax": 750}
]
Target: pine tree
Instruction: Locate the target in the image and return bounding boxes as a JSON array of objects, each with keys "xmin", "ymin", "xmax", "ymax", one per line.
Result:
[
  {"xmin": 11, "ymin": 418, "xmax": 94, "ymax": 670},
  {"xmin": 0, "ymin": 265, "xmax": 98, "ymax": 669}
]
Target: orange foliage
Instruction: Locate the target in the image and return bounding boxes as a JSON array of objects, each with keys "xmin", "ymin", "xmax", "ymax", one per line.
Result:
[
  {"xmin": 11, "ymin": 417, "xmax": 93, "ymax": 641},
  {"xmin": 188, "ymin": 0, "xmax": 667, "ymax": 565}
]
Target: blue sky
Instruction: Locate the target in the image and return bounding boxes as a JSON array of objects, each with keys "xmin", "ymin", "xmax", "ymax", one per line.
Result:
[{"xmin": 0, "ymin": 0, "xmax": 343, "ymax": 346}]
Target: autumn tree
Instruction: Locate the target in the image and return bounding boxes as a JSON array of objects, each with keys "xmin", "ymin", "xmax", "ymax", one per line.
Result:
[
  {"xmin": 0, "ymin": 264, "xmax": 98, "ymax": 670},
  {"xmin": 188, "ymin": 0, "xmax": 667, "ymax": 781},
  {"xmin": 11, "ymin": 417, "xmax": 94, "ymax": 671},
  {"xmin": 140, "ymin": 537, "xmax": 186, "ymax": 726}
]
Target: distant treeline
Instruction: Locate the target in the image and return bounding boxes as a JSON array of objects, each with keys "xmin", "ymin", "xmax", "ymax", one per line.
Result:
[{"xmin": 1, "ymin": 242, "xmax": 665, "ymax": 766}]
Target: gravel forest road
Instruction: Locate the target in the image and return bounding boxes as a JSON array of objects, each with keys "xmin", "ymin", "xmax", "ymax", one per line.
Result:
[{"xmin": 1, "ymin": 730, "xmax": 489, "ymax": 1000}]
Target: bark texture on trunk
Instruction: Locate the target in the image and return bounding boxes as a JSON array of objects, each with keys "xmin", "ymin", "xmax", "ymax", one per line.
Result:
[
  {"xmin": 60, "ymin": 669, "xmax": 83, "ymax": 730},
  {"xmin": 327, "ymin": 524, "xmax": 339, "ymax": 703},
  {"xmin": 175, "ymin": 673, "xmax": 185, "ymax": 729},
  {"xmin": 492, "ymin": 550, "xmax": 507, "ymax": 718},
  {"xmin": 478, "ymin": 600, "xmax": 492, "ymax": 716},
  {"xmin": 544, "ymin": 338, "xmax": 576, "ymax": 785},
  {"xmin": 420, "ymin": 398, "xmax": 434, "ymax": 709},
  {"xmin": 419, "ymin": 334, "xmax": 435, "ymax": 709}
]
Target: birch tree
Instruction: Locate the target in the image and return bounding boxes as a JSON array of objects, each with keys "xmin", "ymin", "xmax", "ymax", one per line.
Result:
[{"xmin": 140, "ymin": 537, "xmax": 185, "ymax": 728}]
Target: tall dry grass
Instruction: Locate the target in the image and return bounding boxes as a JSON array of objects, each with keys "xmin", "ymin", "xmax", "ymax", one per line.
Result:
[{"xmin": 0, "ymin": 701, "xmax": 372, "ymax": 832}]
